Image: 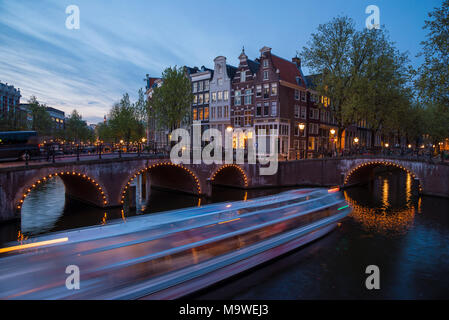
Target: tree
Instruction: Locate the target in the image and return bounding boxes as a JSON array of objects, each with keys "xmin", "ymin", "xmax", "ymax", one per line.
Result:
[
  {"xmin": 416, "ymin": 0, "xmax": 449, "ymax": 106},
  {"xmin": 106, "ymin": 93, "xmax": 145, "ymax": 143},
  {"xmin": 0, "ymin": 107, "xmax": 28, "ymax": 131},
  {"xmin": 28, "ymin": 96, "xmax": 53, "ymax": 136},
  {"xmin": 415, "ymin": 0, "xmax": 449, "ymax": 149},
  {"xmin": 96, "ymin": 122, "xmax": 113, "ymax": 142},
  {"xmin": 150, "ymin": 66, "xmax": 193, "ymax": 132},
  {"xmin": 301, "ymin": 16, "xmax": 411, "ymax": 150},
  {"xmin": 64, "ymin": 110, "xmax": 94, "ymax": 143}
]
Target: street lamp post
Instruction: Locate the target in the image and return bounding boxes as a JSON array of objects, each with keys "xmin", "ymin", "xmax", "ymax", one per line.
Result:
[
  {"xmin": 353, "ymin": 137, "xmax": 359, "ymax": 155},
  {"xmin": 119, "ymin": 139, "xmax": 123, "ymax": 158},
  {"xmin": 141, "ymin": 138, "xmax": 147, "ymax": 156},
  {"xmin": 330, "ymin": 129, "xmax": 336, "ymax": 157},
  {"xmin": 298, "ymin": 123, "xmax": 305, "ymax": 159}
]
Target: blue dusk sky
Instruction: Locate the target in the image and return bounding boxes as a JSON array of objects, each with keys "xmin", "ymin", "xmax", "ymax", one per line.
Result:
[{"xmin": 0, "ymin": 0, "xmax": 443, "ymax": 124}]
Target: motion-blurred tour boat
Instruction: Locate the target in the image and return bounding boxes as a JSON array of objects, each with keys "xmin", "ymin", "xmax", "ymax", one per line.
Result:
[{"xmin": 0, "ymin": 187, "xmax": 350, "ymax": 299}]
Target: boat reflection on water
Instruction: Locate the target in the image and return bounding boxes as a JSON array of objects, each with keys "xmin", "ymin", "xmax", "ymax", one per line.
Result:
[
  {"xmin": 0, "ymin": 188, "xmax": 350, "ymax": 300},
  {"xmin": 344, "ymin": 172, "xmax": 419, "ymax": 236}
]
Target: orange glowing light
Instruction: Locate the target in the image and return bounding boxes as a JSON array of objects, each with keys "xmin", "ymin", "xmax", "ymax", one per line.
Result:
[
  {"xmin": 0, "ymin": 237, "xmax": 69, "ymax": 254},
  {"xmin": 219, "ymin": 218, "xmax": 240, "ymax": 224},
  {"xmin": 328, "ymin": 187, "xmax": 340, "ymax": 193}
]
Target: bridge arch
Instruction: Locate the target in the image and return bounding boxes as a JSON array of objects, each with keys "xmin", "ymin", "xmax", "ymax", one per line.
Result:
[
  {"xmin": 210, "ymin": 164, "xmax": 249, "ymax": 188},
  {"xmin": 119, "ymin": 162, "xmax": 202, "ymax": 204},
  {"xmin": 15, "ymin": 170, "xmax": 109, "ymax": 213},
  {"xmin": 343, "ymin": 160, "xmax": 423, "ymax": 193}
]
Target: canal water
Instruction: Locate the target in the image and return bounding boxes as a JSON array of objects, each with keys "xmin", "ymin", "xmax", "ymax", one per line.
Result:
[{"xmin": 0, "ymin": 169, "xmax": 448, "ymax": 299}]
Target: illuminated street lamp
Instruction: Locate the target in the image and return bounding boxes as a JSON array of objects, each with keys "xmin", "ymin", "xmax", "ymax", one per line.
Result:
[
  {"xmin": 298, "ymin": 123, "xmax": 305, "ymax": 131},
  {"xmin": 226, "ymin": 126, "xmax": 233, "ymax": 132},
  {"xmin": 330, "ymin": 129, "xmax": 335, "ymax": 135}
]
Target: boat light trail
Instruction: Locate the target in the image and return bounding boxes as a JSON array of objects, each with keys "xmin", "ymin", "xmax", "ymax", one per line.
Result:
[{"xmin": 0, "ymin": 237, "xmax": 69, "ymax": 254}]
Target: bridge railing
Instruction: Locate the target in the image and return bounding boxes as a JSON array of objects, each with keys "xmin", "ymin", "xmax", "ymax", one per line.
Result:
[{"xmin": 4, "ymin": 144, "xmax": 448, "ymax": 167}]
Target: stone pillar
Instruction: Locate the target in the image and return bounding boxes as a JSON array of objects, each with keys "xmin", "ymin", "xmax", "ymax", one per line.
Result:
[
  {"xmin": 136, "ymin": 174, "xmax": 142, "ymax": 211},
  {"xmin": 144, "ymin": 172, "xmax": 151, "ymax": 200}
]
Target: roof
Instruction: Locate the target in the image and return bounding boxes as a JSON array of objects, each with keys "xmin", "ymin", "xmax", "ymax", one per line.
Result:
[
  {"xmin": 247, "ymin": 59, "xmax": 260, "ymax": 74},
  {"xmin": 226, "ymin": 64, "xmax": 238, "ymax": 79},
  {"xmin": 183, "ymin": 66, "xmax": 199, "ymax": 76},
  {"xmin": 304, "ymin": 74, "xmax": 321, "ymax": 90},
  {"xmin": 271, "ymin": 54, "xmax": 306, "ymax": 87}
]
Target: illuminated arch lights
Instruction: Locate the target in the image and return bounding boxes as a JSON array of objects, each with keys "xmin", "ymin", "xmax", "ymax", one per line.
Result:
[
  {"xmin": 344, "ymin": 161, "xmax": 422, "ymax": 192},
  {"xmin": 210, "ymin": 164, "xmax": 249, "ymax": 187},
  {"xmin": 17, "ymin": 171, "xmax": 108, "ymax": 211},
  {"xmin": 120, "ymin": 162, "xmax": 202, "ymax": 204}
]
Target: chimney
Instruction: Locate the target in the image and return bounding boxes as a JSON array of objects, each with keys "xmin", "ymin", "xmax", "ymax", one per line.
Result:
[{"xmin": 292, "ymin": 57, "xmax": 301, "ymax": 68}]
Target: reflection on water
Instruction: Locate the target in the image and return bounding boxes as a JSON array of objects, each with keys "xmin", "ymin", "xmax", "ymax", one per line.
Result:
[
  {"xmin": 192, "ymin": 169, "xmax": 449, "ymax": 299},
  {"xmin": 20, "ymin": 177, "xmax": 65, "ymax": 235},
  {"xmin": 345, "ymin": 172, "xmax": 417, "ymax": 236},
  {"xmin": 0, "ymin": 177, "xmax": 292, "ymax": 246}
]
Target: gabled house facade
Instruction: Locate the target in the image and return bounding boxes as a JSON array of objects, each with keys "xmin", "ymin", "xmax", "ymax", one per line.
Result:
[
  {"xmin": 209, "ymin": 56, "xmax": 237, "ymax": 142},
  {"xmin": 190, "ymin": 66, "xmax": 213, "ymax": 137},
  {"xmin": 231, "ymin": 48, "xmax": 260, "ymax": 149},
  {"xmin": 252, "ymin": 46, "xmax": 308, "ymax": 159}
]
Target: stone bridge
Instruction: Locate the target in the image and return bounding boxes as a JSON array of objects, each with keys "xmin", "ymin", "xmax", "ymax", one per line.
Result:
[{"xmin": 0, "ymin": 155, "xmax": 447, "ymax": 222}]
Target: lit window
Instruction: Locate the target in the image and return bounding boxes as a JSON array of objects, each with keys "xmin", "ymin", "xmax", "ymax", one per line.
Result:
[
  {"xmin": 244, "ymin": 110, "xmax": 251, "ymax": 126},
  {"xmin": 193, "ymin": 108, "xmax": 198, "ymax": 120},
  {"xmin": 271, "ymin": 83, "xmax": 277, "ymax": 95},
  {"xmin": 204, "ymin": 107, "xmax": 209, "ymax": 120}
]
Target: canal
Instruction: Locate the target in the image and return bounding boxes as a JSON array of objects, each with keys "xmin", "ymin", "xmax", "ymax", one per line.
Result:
[{"xmin": 0, "ymin": 169, "xmax": 448, "ymax": 299}]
